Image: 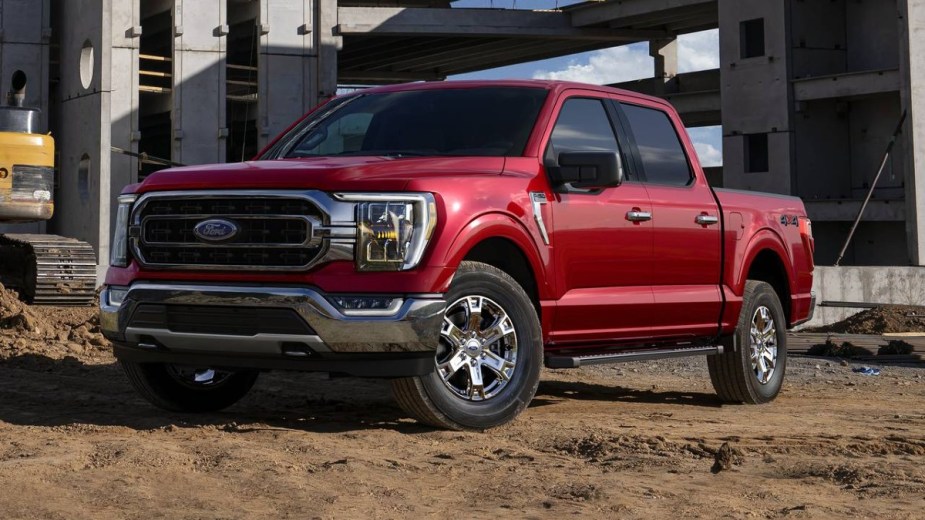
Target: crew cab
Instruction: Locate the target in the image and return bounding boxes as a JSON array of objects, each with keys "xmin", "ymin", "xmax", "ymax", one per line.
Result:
[{"xmin": 100, "ymin": 80, "xmax": 815, "ymax": 430}]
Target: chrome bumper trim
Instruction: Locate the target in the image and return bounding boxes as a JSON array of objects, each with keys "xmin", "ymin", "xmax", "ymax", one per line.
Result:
[{"xmin": 101, "ymin": 283, "xmax": 446, "ymax": 355}]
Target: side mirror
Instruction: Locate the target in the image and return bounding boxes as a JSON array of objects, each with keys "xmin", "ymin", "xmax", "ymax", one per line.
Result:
[{"xmin": 548, "ymin": 151, "xmax": 624, "ymax": 191}]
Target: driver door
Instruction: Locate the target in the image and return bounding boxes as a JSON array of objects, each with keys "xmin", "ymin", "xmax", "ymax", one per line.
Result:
[{"xmin": 545, "ymin": 93, "xmax": 656, "ymax": 345}]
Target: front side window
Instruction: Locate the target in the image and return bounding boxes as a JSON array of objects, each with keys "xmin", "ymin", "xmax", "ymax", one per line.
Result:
[
  {"xmin": 547, "ymin": 98, "xmax": 619, "ymax": 156},
  {"xmin": 621, "ymin": 103, "xmax": 693, "ymax": 186},
  {"xmin": 266, "ymin": 87, "xmax": 549, "ymax": 159}
]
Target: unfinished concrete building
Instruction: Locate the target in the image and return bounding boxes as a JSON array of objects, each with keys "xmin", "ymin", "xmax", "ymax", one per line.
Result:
[
  {"xmin": 1, "ymin": 0, "xmax": 925, "ymax": 287},
  {"xmin": 599, "ymin": 0, "xmax": 923, "ymax": 268}
]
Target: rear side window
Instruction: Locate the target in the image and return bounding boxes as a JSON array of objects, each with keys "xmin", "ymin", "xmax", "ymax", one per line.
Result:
[
  {"xmin": 621, "ymin": 103, "xmax": 693, "ymax": 186},
  {"xmin": 547, "ymin": 98, "xmax": 619, "ymax": 156}
]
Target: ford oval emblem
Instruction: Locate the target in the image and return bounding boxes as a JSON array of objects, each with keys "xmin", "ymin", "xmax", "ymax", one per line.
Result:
[{"xmin": 193, "ymin": 219, "xmax": 239, "ymax": 243}]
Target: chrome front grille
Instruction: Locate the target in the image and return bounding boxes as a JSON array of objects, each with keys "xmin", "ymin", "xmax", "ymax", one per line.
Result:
[{"xmin": 130, "ymin": 191, "xmax": 356, "ymax": 271}]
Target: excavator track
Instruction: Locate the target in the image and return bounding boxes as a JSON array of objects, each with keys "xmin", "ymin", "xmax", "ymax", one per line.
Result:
[{"xmin": 0, "ymin": 234, "xmax": 97, "ymax": 305}]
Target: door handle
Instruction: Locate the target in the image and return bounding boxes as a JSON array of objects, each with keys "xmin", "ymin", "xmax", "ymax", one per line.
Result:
[
  {"xmin": 626, "ymin": 210, "xmax": 652, "ymax": 222},
  {"xmin": 696, "ymin": 214, "xmax": 719, "ymax": 226}
]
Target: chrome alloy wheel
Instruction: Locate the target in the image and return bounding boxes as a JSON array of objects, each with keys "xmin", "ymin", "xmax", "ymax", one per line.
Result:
[
  {"xmin": 749, "ymin": 306, "xmax": 778, "ymax": 385},
  {"xmin": 436, "ymin": 295, "xmax": 518, "ymax": 402},
  {"xmin": 166, "ymin": 365, "xmax": 233, "ymax": 389}
]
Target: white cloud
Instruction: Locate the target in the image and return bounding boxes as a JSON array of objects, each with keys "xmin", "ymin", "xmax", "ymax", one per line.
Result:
[
  {"xmin": 531, "ymin": 29, "xmax": 719, "ymax": 84},
  {"xmin": 678, "ymin": 29, "xmax": 720, "ymax": 73},
  {"xmin": 532, "ymin": 43, "xmax": 653, "ymax": 84},
  {"xmin": 693, "ymin": 141, "xmax": 723, "ymax": 167}
]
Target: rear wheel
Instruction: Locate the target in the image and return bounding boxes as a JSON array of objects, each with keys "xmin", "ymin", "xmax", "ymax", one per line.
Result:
[
  {"xmin": 121, "ymin": 361, "xmax": 258, "ymax": 412},
  {"xmin": 391, "ymin": 261, "xmax": 542, "ymax": 430},
  {"xmin": 708, "ymin": 280, "xmax": 787, "ymax": 404}
]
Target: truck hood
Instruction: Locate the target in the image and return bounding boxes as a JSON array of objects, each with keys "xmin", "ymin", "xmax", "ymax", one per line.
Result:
[{"xmin": 134, "ymin": 156, "xmax": 506, "ymax": 193}]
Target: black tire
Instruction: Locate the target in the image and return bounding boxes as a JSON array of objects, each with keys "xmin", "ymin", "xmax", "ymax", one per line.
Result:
[
  {"xmin": 708, "ymin": 280, "xmax": 787, "ymax": 404},
  {"xmin": 121, "ymin": 361, "xmax": 259, "ymax": 413},
  {"xmin": 391, "ymin": 261, "xmax": 543, "ymax": 430}
]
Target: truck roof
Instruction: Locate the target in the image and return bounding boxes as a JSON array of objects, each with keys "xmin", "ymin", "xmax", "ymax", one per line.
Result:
[{"xmin": 346, "ymin": 79, "xmax": 669, "ymax": 107}]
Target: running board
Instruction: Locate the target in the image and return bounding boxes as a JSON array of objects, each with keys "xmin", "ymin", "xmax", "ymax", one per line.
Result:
[{"xmin": 545, "ymin": 345, "xmax": 723, "ymax": 369}]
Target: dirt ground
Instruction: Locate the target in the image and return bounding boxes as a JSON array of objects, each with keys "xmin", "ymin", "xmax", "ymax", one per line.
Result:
[
  {"xmin": 807, "ymin": 305, "xmax": 925, "ymax": 335},
  {"xmin": 1, "ymin": 300, "xmax": 924, "ymax": 519}
]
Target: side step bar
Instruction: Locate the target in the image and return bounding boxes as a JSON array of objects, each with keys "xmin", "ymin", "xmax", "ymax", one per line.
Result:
[{"xmin": 545, "ymin": 345, "xmax": 723, "ymax": 369}]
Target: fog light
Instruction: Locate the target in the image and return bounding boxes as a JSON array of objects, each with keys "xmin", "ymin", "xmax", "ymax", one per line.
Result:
[
  {"xmin": 107, "ymin": 286, "xmax": 129, "ymax": 307},
  {"xmin": 331, "ymin": 296, "xmax": 401, "ymax": 316}
]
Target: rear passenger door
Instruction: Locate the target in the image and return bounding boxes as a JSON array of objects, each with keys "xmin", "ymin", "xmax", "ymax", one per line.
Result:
[
  {"xmin": 615, "ymin": 100, "xmax": 723, "ymax": 340},
  {"xmin": 544, "ymin": 93, "xmax": 656, "ymax": 344}
]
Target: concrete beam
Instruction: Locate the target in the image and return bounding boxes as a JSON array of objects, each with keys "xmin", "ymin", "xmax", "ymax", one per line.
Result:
[
  {"xmin": 571, "ymin": 0, "xmax": 717, "ymax": 28},
  {"xmin": 338, "ymin": 70, "xmax": 444, "ymax": 83},
  {"xmin": 793, "ymin": 69, "xmax": 901, "ymax": 102},
  {"xmin": 336, "ymin": 6, "xmax": 648, "ymax": 41},
  {"xmin": 804, "ymin": 199, "xmax": 906, "ymax": 222},
  {"xmin": 664, "ymin": 91, "xmax": 720, "ymax": 117}
]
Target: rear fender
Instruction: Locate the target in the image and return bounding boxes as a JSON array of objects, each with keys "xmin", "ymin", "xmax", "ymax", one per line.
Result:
[{"xmin": 721, "ymin": 228, "xmax": 793, "ymax": 332}]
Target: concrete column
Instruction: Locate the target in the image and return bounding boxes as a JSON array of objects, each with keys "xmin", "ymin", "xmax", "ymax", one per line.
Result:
[
  {"xmin": 718, "ymin": 0, "xmax": 794, "ymax": 196},
  {"xmin": 172, "ymin": 0, "xmax": 227, "ymax": 166},
  {"xmin": 257, "ymin": 0, "xmax": 338, "ymax": 148},
  {"xmin": 110, "ymin": 0, "xmax": 140, "ymax": 216},
  {"xmin": 900, "ymin": 0, "xmax": 925, "ymax": 265},
  {"xmin": 315, "ymin": 0, "xmax": 340, "ymax": 102},
  {"xmin": 649, "ymin": 37, "xmax": 677, "ymax": 96},
  {"xmin": 52, "ymin": 0, "xmax": 112, "ymax": 277}
]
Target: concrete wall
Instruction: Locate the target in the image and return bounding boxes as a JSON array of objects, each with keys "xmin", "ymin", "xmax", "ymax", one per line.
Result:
[
  {"xmin": 0, "ymin": 0, "xmax": 51, "ymax": 235},
  {"xmin": 846, "ymin": 0, "xmax": 900, "ymax": 72},
  {"xmin": 719, "ymin": 0, "xmax": 793, "ymax": 195},
  {"xmin": 52, "ymin": 0, "xmax": 113, "ymax": 279},
  {"xmin": 803, "ymin": 265, "xmax": 925, "ymax": 328}
]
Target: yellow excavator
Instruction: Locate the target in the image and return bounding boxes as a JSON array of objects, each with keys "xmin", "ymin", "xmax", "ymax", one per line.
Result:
[{"xmin": 0, "ymin": 71, "xmax": 96, "ymax": 305}]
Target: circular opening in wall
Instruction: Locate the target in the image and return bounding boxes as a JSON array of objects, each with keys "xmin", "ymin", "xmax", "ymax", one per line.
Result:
[
  {"xmin": 78, "ymin": 154, "xmax": 91, "ymax": 203},
  {"xmin": 79, "ymin": 40, "xmax": 94, "ymax": 90},
  {"xmin": 11, "ymin": 70, "xmax": 27, "ymax": 92}
]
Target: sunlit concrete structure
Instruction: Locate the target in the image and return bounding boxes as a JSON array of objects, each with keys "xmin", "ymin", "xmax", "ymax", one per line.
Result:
[{"xmin": 1, "ymin": 0, "xmax": 925, "ymax": 279}]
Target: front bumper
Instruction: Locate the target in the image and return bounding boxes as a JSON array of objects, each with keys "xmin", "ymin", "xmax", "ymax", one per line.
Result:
[{"xmin": 100, "ymin": 283, "xmax": 446, "ymax": 377}]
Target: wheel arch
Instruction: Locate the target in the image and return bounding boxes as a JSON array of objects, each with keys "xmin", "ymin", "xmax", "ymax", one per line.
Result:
[
  {"xmin": 440, "ymin": 213, "xmax": 550, "ymax": 312},
  {"xmin": 743, "ymin": 246, "xmax": 792, "ymax": 326}
]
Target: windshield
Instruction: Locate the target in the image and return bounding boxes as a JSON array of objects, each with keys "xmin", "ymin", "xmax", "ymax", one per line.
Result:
[{"xmin": 265, "ymin": 87, "xmax": 549, "ymax": 159}]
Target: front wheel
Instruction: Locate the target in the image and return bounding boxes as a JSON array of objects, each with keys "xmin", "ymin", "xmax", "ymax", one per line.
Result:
[
  {"xmin": 708, "ymin": 280, "xmax": 788, "ymax": 404},
  {"xmin": 121, "ymin": 361, "xmax": 259, "ymax": 412},
  {"xmin": 391, "ymin": 261, "xmax": 543, "ymax": 430}
]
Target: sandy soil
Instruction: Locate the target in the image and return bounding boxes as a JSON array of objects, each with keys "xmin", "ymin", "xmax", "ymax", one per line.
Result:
[
  {"xmin": 807, "ymin": 305, "xmax": 925, "ymax": 335},
  {"xmin": 1, "ymin": 301, "xmax": 924, "ymax": 519}
]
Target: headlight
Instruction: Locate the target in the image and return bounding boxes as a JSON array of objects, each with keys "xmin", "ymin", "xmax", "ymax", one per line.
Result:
[
  {"xmin": 335, "ymin": 193, "xmax": 437, "ymax": 271},
  {"xmin": 110, "ymin": 194, "xmax": 136, "ymax": 267}
]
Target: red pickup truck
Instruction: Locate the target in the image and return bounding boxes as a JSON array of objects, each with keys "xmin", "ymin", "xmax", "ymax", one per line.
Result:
[{"xmin": 100, "ymin": 80, "xmax": 815, "ymax": 430}]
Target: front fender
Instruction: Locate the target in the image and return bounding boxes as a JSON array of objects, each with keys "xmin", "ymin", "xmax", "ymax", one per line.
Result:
[{"xmin": 436, "ymin": 212, "xmax": 552, "ymax": 298}]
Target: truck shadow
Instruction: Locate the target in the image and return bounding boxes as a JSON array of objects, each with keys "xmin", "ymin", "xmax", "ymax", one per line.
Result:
[
  {"xmin": 1, "ymin": 354, "xmax": 721, "ymax": 434},
  {"xmin": 535, "ymin": 380, "xmax": 723, "ymax": 408},
  {"xmin": 0, "ymin": 354, "xmax": 426, "ymax": 434}
]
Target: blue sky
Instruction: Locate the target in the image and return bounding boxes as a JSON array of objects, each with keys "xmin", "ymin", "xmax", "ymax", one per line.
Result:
[{"xmin": 447, "ymin": 1, "xmax": 723, "ymax": 166}]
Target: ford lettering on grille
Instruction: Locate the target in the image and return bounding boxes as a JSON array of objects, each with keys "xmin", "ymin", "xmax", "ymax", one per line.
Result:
[{"xmin": 193, "ymin": 219, "xmax": 240, "ymax": 243}]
